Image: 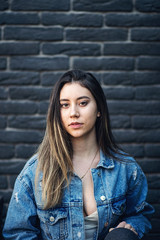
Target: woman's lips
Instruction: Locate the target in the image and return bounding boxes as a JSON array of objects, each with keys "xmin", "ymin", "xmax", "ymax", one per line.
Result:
[{"xmin": 69, "ymin": 122, "xmax": 83, "ymax": 129}]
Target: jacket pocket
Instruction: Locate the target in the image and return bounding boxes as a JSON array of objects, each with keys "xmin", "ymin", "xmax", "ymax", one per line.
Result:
[
  {"xmin": 110, "ymin": 197, "xmax": 126, "ymax": 226},
  {"xmin": 37, "ymin": 207, "xmax": 68, "ymax": 240}
]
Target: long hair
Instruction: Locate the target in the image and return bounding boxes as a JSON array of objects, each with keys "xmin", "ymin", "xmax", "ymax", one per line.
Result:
[{"xmin": 36, "ymin": 70, "xmax": 120, "ymax": 209}]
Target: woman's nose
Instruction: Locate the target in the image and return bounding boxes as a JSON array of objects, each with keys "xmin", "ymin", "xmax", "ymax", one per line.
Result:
[{"xmin": 70, "ymin": 105, "xmax": 80, "ymax": 118}]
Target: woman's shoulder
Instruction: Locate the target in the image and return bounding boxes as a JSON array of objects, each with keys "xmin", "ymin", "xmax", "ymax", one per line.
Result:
[
  {"xmin": 112, "ymin": 149, "xmax": 136, "ymax": 163},
  {"xmin": 110, "ymin": 150, "xmax": 143, "ymax": 174},
  {"xmin": 17, "ymin": 154, "xmax": 38, "ymax": 183},
  {"xmin": 113, "ymin": 150, "xmax": 145, "ymax": 180}
]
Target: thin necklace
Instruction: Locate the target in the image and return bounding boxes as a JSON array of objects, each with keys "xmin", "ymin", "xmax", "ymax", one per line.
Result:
[{"xmin": 80, "ymin": 149, "xmax": 99, "ymax": 180}]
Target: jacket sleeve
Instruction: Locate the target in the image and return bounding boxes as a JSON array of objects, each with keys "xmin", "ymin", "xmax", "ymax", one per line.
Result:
[
  {"xmin": 3, "ymin": 176, "xmax": 41, "ymax": 240},
  {"xmin": 123, "ymin": 163, "xmax": 154, "ymax": 239}
]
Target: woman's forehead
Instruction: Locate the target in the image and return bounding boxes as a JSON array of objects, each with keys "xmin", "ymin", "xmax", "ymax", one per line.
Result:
[{"xmin": 60, "ymin": 82, "xmax": 93, "ymax": 99}]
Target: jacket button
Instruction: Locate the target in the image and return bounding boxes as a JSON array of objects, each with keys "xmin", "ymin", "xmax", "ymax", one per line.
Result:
[
  {"xmin": 100, "ymin": 195, "xmax": 106, "ymax": 201},
  {"xmin": 50, "ymin": 216, "xmax": 55, "ymax": 222}
]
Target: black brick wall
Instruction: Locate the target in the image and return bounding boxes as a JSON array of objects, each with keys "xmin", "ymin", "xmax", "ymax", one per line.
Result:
[{"xmin": 0, "ymin": 0, "xmax": 160, "ymax": 239}]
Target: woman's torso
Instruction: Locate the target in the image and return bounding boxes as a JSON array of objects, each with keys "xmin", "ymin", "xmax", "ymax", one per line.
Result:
[{"xmin": 22, "ymin": 151, "xmax": 144, "ymax": 240}]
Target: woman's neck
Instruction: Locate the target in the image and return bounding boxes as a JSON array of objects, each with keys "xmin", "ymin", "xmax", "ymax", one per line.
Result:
[
  {"xmin": 71, "ymin": 135, "xmax": 100, "ymax": 180},
  {"xmin": 71, "ymin": 135, "xmax": 99, "ymax": 162}
]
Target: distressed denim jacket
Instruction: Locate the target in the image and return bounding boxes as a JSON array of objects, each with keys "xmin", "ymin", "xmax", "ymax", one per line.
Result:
[{"xmin": 3, "ymin": 151, "xmax": 154, "ymax": 240}]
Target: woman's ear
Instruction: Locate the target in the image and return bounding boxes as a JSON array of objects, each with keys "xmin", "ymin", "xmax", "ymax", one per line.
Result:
[{"xmin": 97, "ymin": 112, "xmax": 101, "ymax": 117}]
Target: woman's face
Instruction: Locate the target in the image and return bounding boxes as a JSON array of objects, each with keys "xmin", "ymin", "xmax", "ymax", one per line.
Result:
[{"xmin": 60, "ymin": 82, "xmax": 99, "ymax": 140}]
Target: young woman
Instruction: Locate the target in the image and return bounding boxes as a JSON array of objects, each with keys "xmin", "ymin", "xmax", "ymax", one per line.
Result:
[{"xmin": 3, "ymin": 70, "xmax": 154, "ymax": 240}]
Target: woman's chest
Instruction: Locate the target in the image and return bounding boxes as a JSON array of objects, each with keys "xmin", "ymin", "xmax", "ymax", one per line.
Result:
[{"xmin": 82, "ymin": 173, "xmax": 97, "ymax": 216}]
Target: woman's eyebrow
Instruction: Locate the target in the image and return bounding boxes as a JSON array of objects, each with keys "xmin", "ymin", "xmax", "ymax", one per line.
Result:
[
  {"xmin": 60, "ymin": 96, "xmax": 90, "ymax": 101},
  {"xmin": 60, "ymin": 98, "xmax": 69, "ymax": 102},
  {"xmin": 77, "ymin": 96, "xmax": 90, "ymax": 100}
]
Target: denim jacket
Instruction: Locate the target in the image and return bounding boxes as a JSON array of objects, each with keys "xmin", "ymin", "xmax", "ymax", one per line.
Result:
[{"xmin": 3, "ymin": 151, "xmax": 154, "ymax": 240}]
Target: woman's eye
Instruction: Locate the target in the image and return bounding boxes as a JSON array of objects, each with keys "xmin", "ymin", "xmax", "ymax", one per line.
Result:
[
  {"xmin": 79, "ymin": 101, "xmax": 88, "ymax": 106},
  {"xmin": 60, "ymin": 103, "xmax": 69, "ymax": 108}
]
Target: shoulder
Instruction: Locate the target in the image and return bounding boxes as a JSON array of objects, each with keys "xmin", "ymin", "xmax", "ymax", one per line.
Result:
[
  {"xmin": 16, "ymin": 154, "xmax": 38, "ymax": 189},
  {"xmin": 113, "ymin": 150, "xmax": 138, "ymax": 166},
  {"xmin": 18, "ymin": 154, "xmax": 38, "ymax": 177},
  {"xmin": 111, "ymin": 150, "xmax": 144, "ymax": 177},
  {"xmin": 100, "ymin": 149, "xmax": 138, "ymax": 170},
  {"xmin": 113, "ymin": 151, "xmax": 146, "ymax": 186}
]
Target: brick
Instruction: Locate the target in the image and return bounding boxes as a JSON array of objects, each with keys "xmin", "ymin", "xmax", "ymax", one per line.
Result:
[
  {"xmin": 135, "ymin": 0, "xmax": 160, "ymax": 12},
  {"xmin": 132, "ymin": 72, "xmax": 160, "ymax": 85},
  {"xmin": 11, "ymin": 0, "xmax": 70, "ymax": 11},
  {"xmin": 4, "ymin": 26, "xmax": 63, "ymax": 41},
  {"xmin": 152, "ymin": 204, "xmax": 160, "ymax": 218},
  {"xmin": 138, "ymin": 57, "xmax": 160, "ymax": 70},
  {"xmin": 8, "ymin": 175, "xmax": 17, "ymax": 189},
  {"xmin": 135, "ymin": 86, "xmax": 160, "ymax": 100},
  {"xmin": 131, "ymin": 28, "xmax": 160, "ymax": 41},
  {"xmin": 105, "ymin": 13, "xmax": 160, "ymax": 27},
  {"xmin": 0, "ymin": 87, "xmax": 8, "ymax": 99},
  {"xmin": 102, "ymin": 72, "xmax": 132, "ymax": 85},
  {"xmin": 0, "ymin": 160, "xmax": 25, "ymax": 174},
  {"xmin": 0, "ymin": 176, "xmax": 7, "ymax": 189},
  {"xmin": 10, "ymin": 56, "xmax": 69, "ymax": 71},
  {"xmin": 0, "ymin": 0, "xmax": 9, "ymax": 10},
  {"xmin": 145, "ymin": 144, "xmax": 160, "ymax": 157},
  {"xmin": 132, "ymin": 116, "xmax": 160, "ymax": 129},
  {"xmin": 0, "ymin": 145, "xmax": 14, "ymax": 159},
  {"xmin": 0, "ymin": 72, "xmax": 40, "ymax": 85},
  {"xmin": 41, "ymin": 72, "xmax": 64, "ymax": 86},
  {"xmin": 113, "ymin": 129, "xmax": 160, "ymax": 143},
  {"xmin": 8, "ymin": 116, "xmax": 46, "ymax": 129},
  {"xmin": 1, "ymin": 199, "xmax": 6, "ymax": 218},
  {"xmin": 147, "ymin": 189, "xmax": 160, "ymax": 204},
  {"xmin": 0, "ymin": 130, "xmax": 43, "ymax": 144},
  {"xmin": 136, "ymin": 130, "xmax": 160, "ymax": 143},
  {"xmin": 0, "ymin": 42, "xmax": 39, "ymax": 55},
  {"xmin": 120, "ymin": 144, "xmax": 144, "ymax": 158},
  {"xmin": 38, "ymin": 101, "xmax": 49, "ymax": 114},
  {"xmin": 42, "ymin": 13, "xmax": 103, "ymax": 27},
  {"xmin": 42, "ymin": 43, "xmax": 101, "ymax": 56},
  {"xmin": 150, "ymin": 219, "xmax": 160, "ymax": 233},
  {"xmin": 103, "ymin": 86, "xmax": 134, "ymax": 100},
  {"xmin": 73, "ymin": 0, "xmax": 133, "ymax": 12},
  {"xmin": 137, "ymin": 159, "xmax": 160, "ymax": 174},
  {"xmin": 0, "ymin": 12, "xmax": 39, "ymax": 25},
  {"xmin": 108, "ymin": 100, "xmax": 160, "ymax": 115},
  {"xmin": 0, "ymin": 101, "xmax": 38, "ymax": 114},
  {"xmin": 9, "ymin": 175, "xmax": 17, "ymax": 189},
  {"xmin": 0, "ymin": 190, "xmax": 12, "ymax": 203},
  {"xmin": 0, "ymin": 116, "xmax": 7, "ymax": 128},
  {"xmin": 66, "ymin": 28, "xmax": 128, "ymax": 41},
  {"xmin": 73, "ymin": 57, "xmax": 134, "ymax": 71},
  {"xmin": 110, "ymin": 115, "xmax": 131, "ymax": 128},
  {"xmin": 15, "ymin": 145, "xmax": 38, "ymax": 158},
  {"xmin": 147, "ymin": 175, "xmax": 160, "ymax": 189},
  {"xmin": 9, "ymin": 87, "xmax": 51, "ymax": 100},
  {"xmin": 0, "ymin": 58, "xmax": 7, "ymax": 70},
  {"xmin": 101, "ymin": 71, "xmax": 160, "ymax": 86},
  {"xmin": 104, "ymin": 43, "xmax": 160, "ymax": 56}
]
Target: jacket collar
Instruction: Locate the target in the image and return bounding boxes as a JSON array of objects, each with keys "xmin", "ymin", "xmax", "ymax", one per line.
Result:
[{"xmin": 97, "ymin": 150, "xmax": 115, "ymax": 169}]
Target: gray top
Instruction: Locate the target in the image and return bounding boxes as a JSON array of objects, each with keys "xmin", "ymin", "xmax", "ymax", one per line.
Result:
[{"xmin": 84, "ymin": 211, "xmax": 98, "ymax": 240}]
